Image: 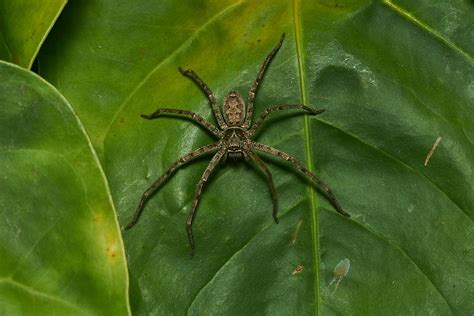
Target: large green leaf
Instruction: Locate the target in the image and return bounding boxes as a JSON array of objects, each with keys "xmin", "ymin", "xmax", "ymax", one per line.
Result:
[
  {"xmin": 0, "ymin": 61, "xmax": 130, "ymax": 315},
  {"xmin": 0, "ymin": 0, "xmax": 67, "ymax": 68},
  {"xmin": 38, "ymin": 0, "xmax": 473, "ymax": 314}
]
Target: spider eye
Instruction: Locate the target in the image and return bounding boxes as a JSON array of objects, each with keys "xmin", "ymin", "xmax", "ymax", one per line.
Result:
[{"xmin": 223, "ymin": 91, "xmax": 245, "ymax": 126}]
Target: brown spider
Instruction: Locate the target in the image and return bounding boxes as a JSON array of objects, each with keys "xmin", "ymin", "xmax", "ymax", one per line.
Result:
[{"xmin": 125, "ymin": 33, "xmax": 350, "ymax": 256}]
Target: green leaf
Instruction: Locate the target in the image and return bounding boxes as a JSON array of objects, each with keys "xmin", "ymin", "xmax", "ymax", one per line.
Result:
[
  {"xmin": 0, "ymin": 61, "xmax": 130, "ymax": 315},
  {"xmin": 0, "ymin": 0, "xmax": 67, "ymax": 68},
  {"xmin": 39, "ymin": 0, "xmax": 474, "ymax": 314}
]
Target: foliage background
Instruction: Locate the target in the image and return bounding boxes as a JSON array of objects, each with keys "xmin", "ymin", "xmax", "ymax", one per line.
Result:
[{"xmin": 0, "ymin": 0, "xmax": 473, "ymax": 315}]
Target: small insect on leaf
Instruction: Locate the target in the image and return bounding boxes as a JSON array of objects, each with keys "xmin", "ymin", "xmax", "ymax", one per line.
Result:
[{"xmin": 328, "ymin": 258, "xmax": 351, "ymax": 293}]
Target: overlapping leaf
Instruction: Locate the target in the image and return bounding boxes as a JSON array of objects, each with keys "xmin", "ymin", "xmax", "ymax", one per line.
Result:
[
  {"xmin": 0, "ymin": 0, "xmax": 66, "ymax": 68},
  {"xmin": 0, "ymin": 61, "xmax": 129, "ymax": 315}
]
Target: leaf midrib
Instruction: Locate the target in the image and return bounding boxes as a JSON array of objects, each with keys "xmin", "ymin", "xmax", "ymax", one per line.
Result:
[{"xmin": 292, "ymin": 0, "xmax": 321, "ymax": 313}]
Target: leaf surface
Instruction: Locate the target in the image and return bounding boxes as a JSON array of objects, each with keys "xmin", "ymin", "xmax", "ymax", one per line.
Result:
[
  {"xmin": 39, "ymin": 0, "xmax": 474, "ymax": 314},
  {"xmin": 0, "ymin": 61, "xmax": 130, "ymax": 315},
  {"xmin": 0, "ymin": 0, "xmax": 66, "ymax": 68}
]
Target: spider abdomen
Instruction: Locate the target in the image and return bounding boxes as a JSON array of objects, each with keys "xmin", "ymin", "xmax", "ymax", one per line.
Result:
[{"xmin": 223, "ymin": 91, "xmax": 245, "ymax": 126}]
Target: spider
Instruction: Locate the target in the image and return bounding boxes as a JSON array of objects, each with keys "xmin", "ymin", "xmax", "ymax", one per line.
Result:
[{"xmin": 125, "ymin": 33, "xmax": 350, "ymax": 256}]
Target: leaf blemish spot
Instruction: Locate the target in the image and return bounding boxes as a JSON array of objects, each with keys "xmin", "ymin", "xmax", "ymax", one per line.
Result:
[
  {"xmin": 292, "ymin": 265, "xmax": 304, "ymax": 275},
  {"xmin": 291, "ymin": 220, "xmax": 303, "ymax": 245},
  {"xmin": 94, "ymin": 214, "xmax": 103, "ymax": 223},
  {"xmin": 18, "ymin": 83, "xmax": 25, "ymax": 95},
  {"xmin": 106, "ymin": 243, "xmax": 119, "ymax": 260},
  {"xmin": 424, "ymin": 136, "xmax": 441, "ymax": 166}
]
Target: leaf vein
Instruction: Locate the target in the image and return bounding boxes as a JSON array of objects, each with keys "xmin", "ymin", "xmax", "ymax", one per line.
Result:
[
  {"xmin": 102, "ymin": 0, "xmax": 244, "ymax": 149},
  {"xmin": 317, "ymin": 118, "xmax": 473, "ymax": 222},
  {"xmin": 327, "ymin": 210, "xmax": 455, "ymax": 314},
  {"xmin": 0, "ymin": 278, "xmax": 87, "ymax": 314},
  {"xmin": 383, "ymin": 0, "xmax": 474, "ymax": 65}
]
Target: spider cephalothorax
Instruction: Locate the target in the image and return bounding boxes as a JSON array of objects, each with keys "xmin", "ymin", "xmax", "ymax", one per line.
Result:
[
  {"xmin": 223, "ymin": 127, "xmax": 250, "ymax": 159},
  {"xmin": 126, "ymin": 33, "xmax": 350, "ymax": 256}
]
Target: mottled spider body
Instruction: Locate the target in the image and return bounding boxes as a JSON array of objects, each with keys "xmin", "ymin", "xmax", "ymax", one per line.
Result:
[
  {"xmin": 126, "ymin": 33, "xmax": 350, "ymax": 256},
  {"xmin": 223, "ymin": 91, "xmax": 246, "ymax": 126},
  {"xmin": 222, "ymin": 127, "xmax": 250, "ymax": 160}
]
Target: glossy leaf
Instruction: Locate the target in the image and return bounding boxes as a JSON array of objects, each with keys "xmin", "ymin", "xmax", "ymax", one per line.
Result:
[
  {"xmin": 0, "ymin": 0, "xmax": 66, "ymax": 68},
  {"xmin": 39, "ymin": 0, "xmax": 474, "ymax": 314},
  {"xmin": 0, "ymin": 61, "xmax": 130, "ymax": 315}
]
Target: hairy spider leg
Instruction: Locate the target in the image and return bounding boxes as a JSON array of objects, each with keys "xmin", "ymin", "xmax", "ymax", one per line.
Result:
[
  {"xmin": 249, "ymin": 104, "xmax": 325, "ymax": 137},
  {"xmin": 248, "ymin": 151, "xmax": 278, "ymax": 223},
  {"xmin": 141, "ymin": 108, "xmax": 222, "ymax": 138},
  {"xmin": 125, "ymin": 143, "xmax": 219, "ymax": 230},
  {"xmin": 179, "ymin": 67, "xmax": 227, "ymax": 129},
  {"xmin": 244, "ymin": 33, "xmax": 286, "ymax": 128},
  {"xmin": 187, "ymin": 150, "xmax": 226, "ymax": 257},
  {"xmin": 252, "ymin": 142, "xmax": 350, "ymax": 217}
]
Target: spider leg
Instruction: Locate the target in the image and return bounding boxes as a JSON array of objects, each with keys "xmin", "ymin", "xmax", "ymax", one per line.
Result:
[
  {"xmin": 247, "ymin": 150, "xmax": 279, "ymax": 223},
  {"xmin": 252, "ymin": 142, "xmax": 350, "ymax": 217},
  {"xmin": 178, "ymin": 67, "xmax": 227, "ymax": 129},
  {"xmin": 125, "ymin": 143, "xmax": 219, "ymax": 230},
  {"xmin": 141, "ymin": 108, "xmax": 222, "ymax": 138},
  {"xmin": 244, "ymin": 33, "xmax": 285, "ymax": 128},
  {"xmin": 187, "ymin": 150, "xmax": 226, "ymax": 257},
  {"xmin": 249, "ymin": 104, "xmax": 325, "ymax": 137}
]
